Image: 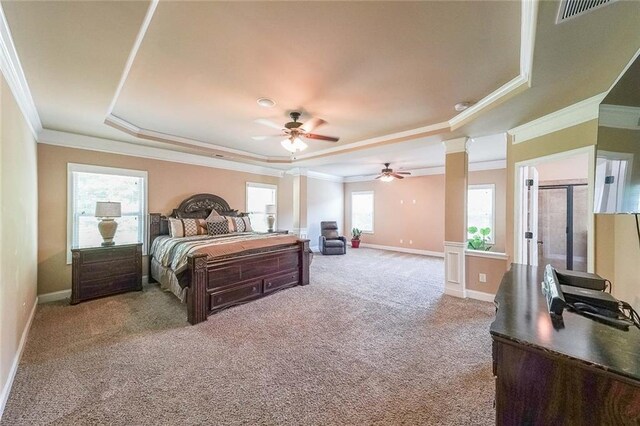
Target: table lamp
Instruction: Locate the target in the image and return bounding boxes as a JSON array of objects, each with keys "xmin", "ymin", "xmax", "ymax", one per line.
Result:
[
  {"xmin": 95, "ymin": 201, "xmax": 121, "ymax": 246},
  {"xmin": 265, "ymin": 204, "xmax": 276, "ymax": 232}
]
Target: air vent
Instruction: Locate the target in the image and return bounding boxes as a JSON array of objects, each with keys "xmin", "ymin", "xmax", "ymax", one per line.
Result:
[{"xmin": 557, "ymin": 0, "xmax": 617, "ymax": 23}]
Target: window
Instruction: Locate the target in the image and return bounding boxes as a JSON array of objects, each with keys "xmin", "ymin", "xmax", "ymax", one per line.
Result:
[
  {"xmin": 67, "ymin": 164, "xmax": 147, "ymax": 262},
  {"xmin": 246, "ymin": 182, "xmax": 277, "ymax": 232},
  {"xmin": 351, "ymin": 191, "xmax": 374, "ymax": 232},
  {"xmin": 467, "ymin": 184, "xmax": 495, "ymax": 243}
]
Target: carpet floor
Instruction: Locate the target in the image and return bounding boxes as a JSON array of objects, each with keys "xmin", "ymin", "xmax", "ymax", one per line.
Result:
[{"xmin": 2, "ymin": 248, "xmax": 496, "ymax": 425}]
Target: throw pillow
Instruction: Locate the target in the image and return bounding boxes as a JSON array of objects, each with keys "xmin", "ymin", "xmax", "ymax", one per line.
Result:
[{"xmin": 206, "ymin": 218, "xmax": 230, "ymax": 235}]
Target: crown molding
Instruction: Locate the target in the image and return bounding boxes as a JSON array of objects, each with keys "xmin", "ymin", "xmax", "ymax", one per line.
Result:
[
  {"xmin": 37, "ymin": 129, "xmax": 285, "ymax": 178},
  {"xmin": 508, "ymin": 92, "xmax": 606, "ymax": 144},
  {"xmin": 306, "ymin": 170, "xmax": 344, "ymax": 183},
  {"xmin": 0, "ymin": 3, "xmax": 42, "ymax": 138},
  {"xmin": 443, "ymin": 137, "xmax": 469, "ymax": 154},
  {"xmin": 599, "ymin": 104, "xmax": 640, "ymax": 130}
]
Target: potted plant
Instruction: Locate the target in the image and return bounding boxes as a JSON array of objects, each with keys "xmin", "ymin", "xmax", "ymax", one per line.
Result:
[
  {"xmin": 351, "ymin": 228, "xmax": 362, "ymax": 248},
  {"xmin": 467, "ymin": 226, "xmax": 492, "ymax": 251}
]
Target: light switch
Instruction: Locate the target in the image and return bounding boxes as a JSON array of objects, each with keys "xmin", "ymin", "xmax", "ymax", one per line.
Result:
[
  {"xmin": 400, "ymin": 239, "xmax": 404, "ymax": 244},
  {"xmin": 409, "ymin": 240, "xmax": 413, "ymax": 245}
]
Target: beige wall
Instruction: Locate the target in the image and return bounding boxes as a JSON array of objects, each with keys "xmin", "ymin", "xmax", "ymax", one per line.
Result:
[
  {"xmin": 0, "ymin": 77, "xmax": 39, "ymax": 411},
  {"xmin": 37, "ymin": 143, "xmax": 281, "ymax": 295},
  {"xmin": 444, "ymin": 152, "xmax": 468, "ymax": 243},
  {"xmin": 466, "ymin": 255, "xmax": 508, "ymax": 294},
  {"xmin": 307, "ymin": 177, "xmax": 344, "ymax": 248},
  {"xmin": 535, "ymin": 153, "xmax": 589, "ymax": 182},
  {"xmin": 277, "ymin": 174, "xmax": 294, "ymax": 231},
  {"xmin": 468, "ymin": 168, "xmax": 507, "ymax": 253}
]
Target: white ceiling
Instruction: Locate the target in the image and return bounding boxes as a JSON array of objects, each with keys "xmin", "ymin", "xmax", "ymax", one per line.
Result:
[{"xmin": 2, "ymin": 0, "xmax": 640, "ymax": 177}]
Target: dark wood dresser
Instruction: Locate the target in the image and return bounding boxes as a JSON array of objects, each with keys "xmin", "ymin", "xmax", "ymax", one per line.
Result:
[
  {"xmin": 71, "ymin": 243, "xmax": 143, "ymax": 304},
  {"xmin": 490, "ymin": 264, "xmax": 640, "ymax": 425}
]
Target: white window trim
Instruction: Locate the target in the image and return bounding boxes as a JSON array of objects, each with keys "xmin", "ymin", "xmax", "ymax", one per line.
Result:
[
  {"xmin": 351, "ymin": 190, "xmax": 375, "ymax": 234},
  {"xmin": 67, "ymin": 163, "xmax": 148, "ymax": 264},
  {"xmin": 467, "ymin": 183, "xmax": 495, "ymax": 244},
  {"xmin": 245, "ymin": 182, "xmax": 278, "ymax": 231}
]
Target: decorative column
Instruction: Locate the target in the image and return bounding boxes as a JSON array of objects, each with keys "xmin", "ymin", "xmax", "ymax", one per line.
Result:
[
  {"xmin": 288, "ymin": 168, "xmax": 308, "ymax": 238},
  {"xmin": 443, "ymin": 137, "xmax": 470, "ymax": 298}
]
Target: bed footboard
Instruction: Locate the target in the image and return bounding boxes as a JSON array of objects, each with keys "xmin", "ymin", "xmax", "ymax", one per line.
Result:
[{"xmin": 185, "ymin": 239, "xmax": 310, "ymax": 325}]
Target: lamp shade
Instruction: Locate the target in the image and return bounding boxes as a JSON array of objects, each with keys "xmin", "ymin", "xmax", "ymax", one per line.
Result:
[
  {"xmin": 95, "ymin": 201, "xmax": 121, "ymax": 218},
  {"xmin": 265, "ymin": 204, "xmax": 277, "ymax": 215}
]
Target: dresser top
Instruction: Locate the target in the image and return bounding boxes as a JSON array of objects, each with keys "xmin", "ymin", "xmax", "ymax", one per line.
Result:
[{"xmin": 490, "ymin": 264, "xmax": 640, "ymax": 382}]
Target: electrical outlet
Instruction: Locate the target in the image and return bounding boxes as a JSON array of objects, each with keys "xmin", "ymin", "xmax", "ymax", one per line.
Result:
[
  {"xmin": 409, "ymin": 240, "xmax": 413, "ymax": 245},
  {"xmin": 479, "ymin": 273, "xmax": 487, "ymax": 283},
  {"xmin": 400, "ymin": 199, "xmax": 404, "ymax": 204},
  {"xmin": 400, "ymin": 239, "xmax": 403, "ymax": 244},
  {"xmin": 412, "ymin": 199, "xmax": 416, "ymax": 204}
]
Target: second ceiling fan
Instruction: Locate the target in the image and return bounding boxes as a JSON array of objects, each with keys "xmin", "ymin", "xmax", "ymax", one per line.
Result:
[
  {"xmin": 375, "ymin": 163, "xmax": 411, "ymax": 182},
  {"xmin": 253, "ymin": 111, "xmax": 339, "ymax": 153}
]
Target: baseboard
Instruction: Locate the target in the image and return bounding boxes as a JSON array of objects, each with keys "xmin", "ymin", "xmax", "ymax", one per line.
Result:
[
  {"xmin": 444, "ymin": 288, "xmax": 466, "ymax": 298},
  {"xmin": 309, "ymin": 245, "xmax": 319, "ymax": 252},
  {"xmin": 0, "ymin": 298, "xmax": 37, "ymax": 420},
  {"xmin": 37, "ymin": 289, "xmax": 71, "ymax": 304},
  {"xmin": 38, "ymin": 275, "xmax": 150, "ymax": 304},
  {"xmin": 359, "ymin": 243, "xmax": 444, "ymax": 258},
  {"xmin": 466, "ymin": 289, "xmax": 496, "ymax": 303}
]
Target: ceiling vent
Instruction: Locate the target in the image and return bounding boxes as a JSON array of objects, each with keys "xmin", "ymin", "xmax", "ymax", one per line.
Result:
[{"xmin": 557, "ymin": 0, "xmax": 617, "ymax": 23}]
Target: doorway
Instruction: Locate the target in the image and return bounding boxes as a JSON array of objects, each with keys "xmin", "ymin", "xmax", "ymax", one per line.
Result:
[{"xmin": 515, "ymin": 148, "xmax": 594, "ymax": 272}]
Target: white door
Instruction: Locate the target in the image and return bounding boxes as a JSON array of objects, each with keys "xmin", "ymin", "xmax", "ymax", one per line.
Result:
[{"xmin": 517, "ymin": 166, "xmax": 539, "ymax": 266}]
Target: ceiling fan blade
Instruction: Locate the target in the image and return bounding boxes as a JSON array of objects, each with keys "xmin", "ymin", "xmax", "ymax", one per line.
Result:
[
  {"xmin": 254, "ymin": 118, "xmax": 284, "ymax": 131},
  {"xmin": 251, "ymin": 134, "xmax": 283, "ymax": 140},
  {"xmin": 396, "ymin": 171, "xmax": 412, "ymax": 175},
  {"xmin": 390, "ymin": 173, "xmax": 405, "ymax": 179},
  {"xmin": 375, "ymin": 175, "xmax": 382, "ymax": 179},
  {"xmin": 304, "ymin": 133, "xmax": 339, "ymax": 142},
  {"xmin": 300, "ymin": 117, "xmax": 326, "ymax": 133}
]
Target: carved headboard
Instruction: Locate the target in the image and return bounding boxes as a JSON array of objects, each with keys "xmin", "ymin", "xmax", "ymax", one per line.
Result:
[
  {"xmin": 171, "ymin": 193, "xmax": 237, "ymax": 219},
  {"xmin": 149, "ymin": 193, "xmax": 241, "ymax": 246}
]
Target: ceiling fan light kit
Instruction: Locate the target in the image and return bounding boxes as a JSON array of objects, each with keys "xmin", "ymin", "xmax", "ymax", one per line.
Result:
[
  {"xmin": 254, "ymin": 111, "xmax": 339, "ymax": 153},
  {"xmin": 375, "ymin": 162, "xmax": 412, "ymax": 182}
]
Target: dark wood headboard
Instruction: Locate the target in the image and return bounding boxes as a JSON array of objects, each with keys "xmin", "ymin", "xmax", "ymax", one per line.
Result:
[{"xmin": 149, "ymin": 193, "xmax": 240, "ymax": 247}]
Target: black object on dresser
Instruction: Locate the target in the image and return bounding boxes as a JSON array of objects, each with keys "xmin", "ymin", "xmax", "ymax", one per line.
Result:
[
  {"xmin": 491, "ymin": 264, "xmax": 640, "ymax": 425},
  {"xmin": 71, "ymin": 243, "xmax": 143, "ymax": 304}
]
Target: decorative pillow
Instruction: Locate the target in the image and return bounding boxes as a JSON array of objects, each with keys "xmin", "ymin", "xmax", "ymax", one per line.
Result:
[
  {"xmin": 168, "ymin": 218, "xmax": 207, "ymax": 237},
  {"xmin": 206, "ymin": 217, "xmax": 230, "ymax": 235},
  {"xmin": 225, "ymin": 216, "xmax": 252, "ymax": 232},
  {"xmin": 205, "ymin": 209, "xmax": 220, "ymax": 222}
]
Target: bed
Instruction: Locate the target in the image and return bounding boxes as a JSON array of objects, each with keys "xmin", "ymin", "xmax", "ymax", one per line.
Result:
[{"xmin": 149, "ymin": 193, "xmax": 310, "ymax": 325}]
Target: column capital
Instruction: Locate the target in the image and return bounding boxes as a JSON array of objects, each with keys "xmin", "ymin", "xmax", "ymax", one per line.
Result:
[
  {"xmin": 442, "ymin": 137, "xmax": 470, "ymax": 154},
  {"xmin": 286, "ymin": 167, "xmax": 307, "ymax": 177}
]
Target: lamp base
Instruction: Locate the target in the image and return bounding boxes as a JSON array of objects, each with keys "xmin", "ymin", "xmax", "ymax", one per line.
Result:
[
  {"xmin": 98, "ymin": 218, "xmax": 118, "ymax": 246},
  {"xmin": 267, "ymin": 215, "xmax": 275, "ymax": 233}
]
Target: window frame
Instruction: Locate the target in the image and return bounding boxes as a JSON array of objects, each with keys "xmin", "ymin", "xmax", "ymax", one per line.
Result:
[
  {"xmin": 351, "ymin": 190, "xmax": 375, "ymax": 233},
  {"xmin": 245, "ymin": 182, "xmax": 278, "ymax": 232},
  {"xmin": 67, "ymin": 163, "xmax": 148, "ymax": 264},
  {"xmin": 467, "ymin": 183, "xmax": 496, "ymax": 244}
]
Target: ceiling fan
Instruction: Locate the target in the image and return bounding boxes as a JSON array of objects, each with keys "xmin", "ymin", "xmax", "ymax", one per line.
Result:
[
  {"xmin": 375, "ymin": 163, "xmax": 411, "ymax": 182},
  {"xmin": 253, "ymin": 111, "xmax": 339, "ymax": 153}
]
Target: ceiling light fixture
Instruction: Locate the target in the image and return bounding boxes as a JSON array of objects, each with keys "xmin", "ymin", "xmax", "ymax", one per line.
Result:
[
  {"xmin": 257, "ymin": 97, "xmax": 276, "ymax": 108},
  {"xmin": 454, "ymin": 102, "xmax": 473, "ymax": 112},
  {"xmin": 380, "ymin": 175, "xmax": 394, "ymax": 182},
  {"xmin": 281, "ymin": 137, "xmax": 307, "ymax": 153}
]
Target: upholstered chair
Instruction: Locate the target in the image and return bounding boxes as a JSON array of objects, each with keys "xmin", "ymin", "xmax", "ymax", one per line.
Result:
[{"xmin": 319, "ymin": 221, "xmax": 347, "ymax": 255}]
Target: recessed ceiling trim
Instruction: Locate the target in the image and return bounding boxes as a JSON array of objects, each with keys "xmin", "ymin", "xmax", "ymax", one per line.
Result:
[
  {"xmin": 105, "ymin": 113, "xmax": 273, "ymax": 161},
  {"xmin": 37, "ymin": 129, "xmax": 285, "ymax": 178},
  {"xmin": 106, "ymin": 0, "xmax": 158, "ymax": 115},
  {"xmin": 0, "ymin": 3, "xmax": 42, "ymax": 137},
  {"xmin": 103, "ymin": 0, "xmax": 538, "ymax": 163},
  {"xmin": 508, "ymin": 92, "xmax": 606, "ymax": 144}
]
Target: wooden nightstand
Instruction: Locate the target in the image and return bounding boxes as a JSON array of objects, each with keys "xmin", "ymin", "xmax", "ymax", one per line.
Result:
[{"xmin": 71, "ymin": 243, "xmax": 143, "ymax": 304}]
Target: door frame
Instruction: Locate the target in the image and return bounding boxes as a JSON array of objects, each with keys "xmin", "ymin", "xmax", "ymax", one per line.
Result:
[{"xmin": 513, "ymin": 146, "xmax": 595, "ymax": 272}]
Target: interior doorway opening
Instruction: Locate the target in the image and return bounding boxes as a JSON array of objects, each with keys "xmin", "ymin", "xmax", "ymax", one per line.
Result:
[{"xmin": 516, "ymin": 148, "xmax": 594, "ymax": 272}]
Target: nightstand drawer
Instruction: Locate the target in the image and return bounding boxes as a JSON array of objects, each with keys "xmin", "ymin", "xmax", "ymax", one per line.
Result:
[
  {"xmin": 78, "ymin": 274, "xmax": 140, "ymax": 299},
  {"xmin": 79, "ymin": 259, "xmax": 138, "ymax": 281},
  {"xmin": 80, "ymin": 246, "xmax": 138, "ymax": 264}
]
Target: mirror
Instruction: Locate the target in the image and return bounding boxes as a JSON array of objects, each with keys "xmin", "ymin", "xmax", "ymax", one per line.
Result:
[{"xmin": 594, "ymin": 55, "xmax": 640, "ymax": 214}]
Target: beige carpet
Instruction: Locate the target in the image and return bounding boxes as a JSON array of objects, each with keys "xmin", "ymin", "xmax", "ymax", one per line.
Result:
[{"xmin": 2, "ymin": 248, "xmax": 496, "ymax": 425}]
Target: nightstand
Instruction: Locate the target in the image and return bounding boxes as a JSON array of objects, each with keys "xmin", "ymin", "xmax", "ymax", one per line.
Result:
[{"xmin": 71, "ymin": 243, "xmax": 143, "ymax": 304}]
